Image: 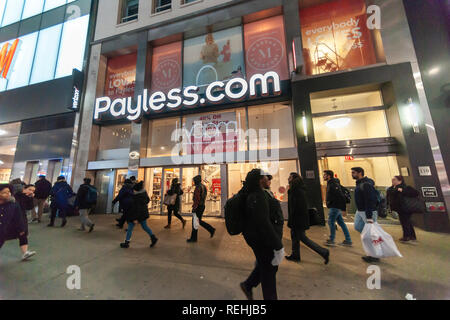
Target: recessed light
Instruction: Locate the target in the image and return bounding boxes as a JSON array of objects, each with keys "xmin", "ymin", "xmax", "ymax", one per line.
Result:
[{"xmin": 428, "ymin": 67, "xmax": 440, "ymax": 75}]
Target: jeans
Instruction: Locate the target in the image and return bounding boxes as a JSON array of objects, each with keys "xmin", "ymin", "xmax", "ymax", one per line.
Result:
[
  {"xmin": 126, "ymin": 220, "xmax": 154, "ymax": 241},
  {"xmin": 354, "ymin": 210, "xmax": 378, "ymax": 233},
  {"xmin": 244, "ymin": 245, "xmax": 278, "ymax": 300},
  {"xmin": 33, "ymin": 198, "xmax": 46, "ymax": 220},
  {"xmin": 79, "ymin": 208, "xmax": 94, "ymax": 229},
  {"xmin": 189, "ymin": 205, "xmax": 215, "ymax": 241},
  {"xmin": 290, "ymin": 228, "xmax": 328, "ymax": 260},
  {"xmin": 328, "ymin": 208, "xmax": 352, "ymax": 242},
  {"xmin": 167, "ymin": 206, "xmax": 184, "ymax": 225}
]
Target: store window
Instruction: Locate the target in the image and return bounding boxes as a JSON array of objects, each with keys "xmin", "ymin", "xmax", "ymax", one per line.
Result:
[
  {"xmin": 152, "ymin": 0, "xmax": 171, "ymax": 14},
  {"xmin": 98, "ymin": 124, "xmax": 132, "ymax": 151},
  {"xmin": 1, "ymin": 0, "xmax": 24, "ymax": 27},
  {"xmin": 144, "ymin": 167, "xmax": 162, "ymax": 213},
  {"xmin": 22, "ymin": 0, "xmax": 45, "ymax": 20},
  {"xmin": 300, "ymin": 0, "xmax": 385, "ymax": 75},
  {"xmin": 44, "ymin": 0, "xmax": 68, "ymax": 12},
  {"xmin": 150, "ymin": 41, "xmax": 182, "ymax": 94},
  {"xmin": 247, "ymin": 103, "xmax": 295, "ymax": 150},
  {"xmin": 147, "ymin": 117, "xmax": 181, "ymax": 157},
  {"xmin": 104, "ymin": 53, "xmax": 137, "ymax": 100},
  {"xmin": 0, "ymin": 122, "xmax": 21, "ymax": 183},
  {"xmin": 120, "ymin": 0, "xmax": 139, "ymax": 23}
]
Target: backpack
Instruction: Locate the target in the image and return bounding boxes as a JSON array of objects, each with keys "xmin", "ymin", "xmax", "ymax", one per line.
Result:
[
  {"xmin": 86, "ymin": 185, "xmax": 98, "ymax": 204},
  {"xmin": 340, "ymin": 185, "xmax": 351, "ymax": 204},
  {"xmin": 376, "ymin": 191, "xmax": 387, "ymax": 218},
  {"xmin": 224, "ymin": 188, "xmax": 247, "ymax": 235},
  {"xmin": 55, "ymin": 185, "xmax": 72, "ymax": 208}
]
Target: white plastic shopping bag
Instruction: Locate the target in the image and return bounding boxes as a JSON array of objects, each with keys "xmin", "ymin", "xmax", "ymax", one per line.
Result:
[
  {"xmin": 193, "ymin": 213, "xmax": 199, "ymax": 230},
  {"xmin": 361, "ymin": 222, "xmax": 402, "ymax": 258}
]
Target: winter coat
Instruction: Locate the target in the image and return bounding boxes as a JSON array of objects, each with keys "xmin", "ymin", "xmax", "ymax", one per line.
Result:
[
  {"xmin": 75, "ymin": 184, "xmax": 95, "ymax": 210},
  {"xmin": 112, "ymin": 182, "xmax": 134, "ymax": 213},
  {"xmin": 192, "ymin": 183, "xmax": 207, "ymax": 210},
  {"xmin": 354, "ymin": 177, "xmax": 378, "ymax": 219},
  {"xmin": 387, "ymin": 183, "xmax": 419, "ymax": 215},
  {"xmin": 0, "ymin": 199, "xmax": 27, "ymax": 247},
  {"xmin": 49, "ymin": 181, "xmax": 73, "ymax": 209},
  {"xmin": 126, "ymin": 190, "xmax": 150, "ymax": 223},
  {"xmin": 326, "ymin": 178, "xmax": 347, "ymax": 211},
  {"xmin": 34, "ymin": 178, "xmax": 52, "ymax": 199},
  {"xmin": 264, "ymin": 189, "xmax": 284, "ymax": 239},
  {"xmin": 14, "ymin": 192, "xmax": 35, "ymax": 211},
  {"xmin": 167, "ymin": 183, "xmax": 183, "ymax": 211},
  {"xmin": 288, "ymin": 177, "xmax": 310, "ymax": 232},
  {"xmin": 10, "ymin": 179, "xmax": 25, "ymax": 196},
  {"xmin": 243, "ymin": 188, "xmax": 283, "ymax": 251}
]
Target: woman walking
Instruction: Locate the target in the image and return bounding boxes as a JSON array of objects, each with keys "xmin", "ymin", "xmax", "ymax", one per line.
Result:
[
  {"xmin": 164, "ymin": 178, "xmax": 186, "ymax": 229},
  {"xmin": 285, "ymin": 173, "xmax": 329, "ymax": 264},
  {"xmin": 0, "ymin": 184, "xmax": 36, "ymax": 261},
  {"xmin": 387, "ymin": 175, "xmax": 419, "ymax": 242},
  {"xmin": 120, "ymin": 181, "xmax": 158, "ymax": 248}
]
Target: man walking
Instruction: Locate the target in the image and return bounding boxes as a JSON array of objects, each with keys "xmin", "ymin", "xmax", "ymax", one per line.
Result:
[
  {"xmin": 48, "ymin": 176, "xmax": 73, "ymax": 227},
  {"xmin": 323, "ymin": 170, "xmax": 352, "ymax": 247},
  {"xmin": 351, "ymin": 167, "xmax": 379, "ymax": 263},
  {"xmin": 75, "ymin": 178, "xmax": 96, "ymax": 232},
  {"xmin": 112, "ymin": 179, "xmax": 134, "ymax": 229},
  {"xmin": 32, "ymin": 175, "xmax": 51, "ymax": 223},
  {"xmin": 187, "ymin": 175, "xmax": 215, "ymax": 243}
]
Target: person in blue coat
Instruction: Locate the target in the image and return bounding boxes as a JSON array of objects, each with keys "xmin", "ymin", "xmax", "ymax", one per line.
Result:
[{"xmin": 48, "ymin": 176, "xmax": 73, "ymax": 228}]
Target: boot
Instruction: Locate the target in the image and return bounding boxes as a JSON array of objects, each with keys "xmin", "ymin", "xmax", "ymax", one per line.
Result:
[
  {"xmin": 150, "ymin": 235, "xmax": 158, "ymax": 248},
  {"xmin": 120, "ymin": 240, "xmax": 130, "ymax": 248}
]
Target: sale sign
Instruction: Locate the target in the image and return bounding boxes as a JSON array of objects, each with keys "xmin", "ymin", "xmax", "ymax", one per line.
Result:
[
  {"xmin": 244, "ymin": 15, "xmax": 289, "ymax": 81},
  {"xmin": 104, "ymin": 52, "xmax": 137, "ymax": 100},
  {"xmin": 150, "ymin": 41, "xmax": 182, "ymax": 94}
]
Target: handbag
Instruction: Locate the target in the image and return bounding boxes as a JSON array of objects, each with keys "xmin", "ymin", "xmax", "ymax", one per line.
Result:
[
  {"xmin": 401, "ymin": 194, "xmax": 425, "ymax": 214},
  {"xmin": 163, "ymin": 193, "xmax": 177, "ymax": 206}
]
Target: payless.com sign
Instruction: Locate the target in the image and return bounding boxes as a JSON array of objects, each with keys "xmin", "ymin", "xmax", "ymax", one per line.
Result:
[{"xmin": 0, "ymin": 39, "xmax": 20, "ymax": 79}]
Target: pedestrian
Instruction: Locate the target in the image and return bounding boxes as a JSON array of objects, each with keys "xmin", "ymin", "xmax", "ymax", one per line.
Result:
[
  {"xmin": 285, "ymin": 172, "xmax": 329, "ymax": 264},
  {"xmin": 187, "ymin": 175, "xmax": 215, "ymax": 243},
  {"xmin": 387, "ymin": 175, "xmax": 418, "ymax": 242},
  {"xmin": 112, "ymin": 179, "xmax": 134, "ymax": 229},
  {"xmin": 32, "ymin": 175, "xmax": 52, "ymax": 223},
  {"xmin": 120, "ymin": 181, "xmax": 158, "ymax": 248},
  {"xmin": 164, "ymin": 178, "xmax": 186, "ymax": 229},
  {"xmin": 15, "ymin": 184, "xmax": 36, "ymax": 223},
  {"xmin": 239, "ymin": 169, "xmax": 284, "ymax": 300},
  {"xmin": 74, "ymin": 178, "xmax": 96, "ymax": 233},
  {"xmin": 351, "ymin": 167, "xmax": 379, "ymax": 263},
  {"xmin": 10, "ymin": 178, "xmax": 25, "ymax": 196},
  {"xmin": 323, "ymin": 170, "xmax": 352, "ymax": 247},
  {"xmin": 0, "ymin": 184, "xmax": 36, "ymax": 261},
  {"xmin": 48, "ymin": 176, "xmax": 73, "ymax": 228}
]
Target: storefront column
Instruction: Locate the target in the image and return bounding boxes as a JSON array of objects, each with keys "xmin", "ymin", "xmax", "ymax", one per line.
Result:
[{"xmin": 282, "ymin": 0, "xmax": 304, "ymax": 74}]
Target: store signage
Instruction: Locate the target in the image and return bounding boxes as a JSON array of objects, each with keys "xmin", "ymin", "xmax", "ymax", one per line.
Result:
[
  {"xmin": 418, "ymin": 166, "xmax": 432, "ymax": 176},
  {"xmin": 68, "ymin": 69, "xmax": 84, "ymax": 111},
  {"xmin": 71, "ymin": 86, "xmax": 80, "ymax": 110},
  {"xmin": 94, "ymin": 71, "xmax": 282, "ymax": 121},
  {"xmin": 422, "ymin": 187, "xmax": 438, "ymax": 198},
  {"xmin": 345, "ymin": 156, "xmax": 355, "ymax": 161},
  {"xmin": 0, "ymin": 39, "xmax": 20, "ymax": 79}
]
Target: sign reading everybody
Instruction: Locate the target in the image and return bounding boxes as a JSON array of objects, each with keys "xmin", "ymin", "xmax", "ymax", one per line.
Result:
[{"xmin": 94, "ymin": 71, "xmax": 281, "ymax": 121}]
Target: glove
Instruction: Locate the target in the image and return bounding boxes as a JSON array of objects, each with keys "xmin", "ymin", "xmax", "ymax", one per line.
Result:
[{"xmin": 271, "ymin": 247, "xmax": 285, "ymax": 266}]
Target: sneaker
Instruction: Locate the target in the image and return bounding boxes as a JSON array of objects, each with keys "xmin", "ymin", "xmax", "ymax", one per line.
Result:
[
  {"xmin": 120, "ymin": 241, "xmax": 130, "ymax": 248},
  {"xmin": 362, "ymin": 256, "xmax": 380, "ymax": 263},
  {"xmin": 285, "ymin": 255, "xmax": 300, "ymax": 262},
  {"xmin": 339, "ymin": 240, "xmax": 353, "ymax": 247},
  {"xmin": 324, "ymin": 239, "xmax": 336, "ymax": 247},
  {"xmin": 22, "ymin": 251, "xmax": 36, "ymax": 261},
  {"xmin": 240, "ymin": 282, "xmax": 254, "ymax": 300},
  {"xmin": 164, "ymin": 224, "xmax": 171, "ymax": 229},
  {"xmin": 89, "ymin": 224, "xmax": 95, "ymax": 233}
]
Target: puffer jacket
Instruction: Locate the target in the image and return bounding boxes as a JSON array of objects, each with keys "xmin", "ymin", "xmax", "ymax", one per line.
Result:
[{"xmin": 126, "ymin": 190, "xmax": 150, "ymax": 223}]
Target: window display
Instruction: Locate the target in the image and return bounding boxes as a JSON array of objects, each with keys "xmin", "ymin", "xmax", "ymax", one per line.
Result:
[
  {"xmin": 104, "ymin": 52, "xmax": 137, "ymax": 100},
  {"xmin": 150, "ymin": 41, "xmax": 182, "ymax": 94}
]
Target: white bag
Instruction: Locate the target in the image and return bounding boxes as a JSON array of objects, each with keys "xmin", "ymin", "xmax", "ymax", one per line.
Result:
[
  {"xmin": 361, "ymin": 222, "xmax": 402, "ymax": 258},
  {"xmin": 192, "ymin": 213, "xmax": 199, "ymax": 230}
]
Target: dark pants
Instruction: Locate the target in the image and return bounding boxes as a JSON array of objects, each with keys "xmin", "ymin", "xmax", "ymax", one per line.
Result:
[
  {"xmin": 398, "ymin": 211, "xmax": 417, "ymax": 240},
  {"xmin": 50, "ymin": 206, "xmax": 67, "ymax": 224},
  {"xmin": 167, "ymin": 206, "xmax": 184, "ymax": 225},
  {"xmin": 189, "ymin": 205, "xmax": 215, "ymax": 240},
  {"xmin": 117, "ymin": 209, "xmax": 128, "ymax": 227},
  {"xmin": 244, "ymin": 245, "xmax": 278, "ymax": 300},
  {"xmin": 290, "ymin": 228, "xmax": 328, "ymax": 260}
]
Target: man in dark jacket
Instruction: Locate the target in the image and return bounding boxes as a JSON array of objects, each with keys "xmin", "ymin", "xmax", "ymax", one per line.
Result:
[
  {"xmin": 285, "ymin": 172, "xmax": 329, "ymax": 264},
  {"xmin": 112, "ymin": 179, "xmax": 134, "ymax": 229},
  {"xmin": 75, "ymin": 178, "xmax": 96, "ymax": 233},
  {"xmin": 32, "ymin": 175, "xmax": 51, "ymax": 223},
  {"xmin": 240, "ymin": 169, "xmax": 284, "ymax": 301},
  {"xmin": 351, "ymin": 167, "xmax": 379, "ymax": 263},
  {"xmin": 48, "ymin": 176, "xmax": 73, "ymax": 227},
  {"xmin": 323, "ymin": 170, "xmax": 352, "ymax": 247},
  {"xmin": 187, "ymin": 175, "xmax": 215, "ymax": 243}
]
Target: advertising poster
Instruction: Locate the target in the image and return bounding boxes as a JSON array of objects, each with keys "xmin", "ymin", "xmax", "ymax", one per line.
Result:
[
  {"xmin": 150, "ymin": 41, "xmax": 182, "ymax": 94},
  {"xmin": 244, "ymin": 15, "xmax": 289, "ymax": 80},
  {"xmin": 183, "ymin": 26, "xmax": 245, "ymax": 92},
  {"xmin": 183, "ymin": 111, "xmax": 241, "ymax": 155},
  {"xmin": 212, "ymin": 178, "xmax": 221, "ymax": 195},
  {"xmin": 104, "ymin": 52, "xmax": 137, "ymax": 100},
  {"xmin": 300, "ymin": 0, "xmax": 378, "ymax": 75}
]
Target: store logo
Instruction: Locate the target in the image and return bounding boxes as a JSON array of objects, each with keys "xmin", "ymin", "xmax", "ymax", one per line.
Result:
[
  {"xmin": 0, "ymin": 39, "xmax": 20, "ymax": 79},
  {"xmin": 72, "ymin": 86, "xmax": 80, "ymax": 110},
  {"xmin": 94, "ymin": 71, "xmax": 282, "ymax": 121}
]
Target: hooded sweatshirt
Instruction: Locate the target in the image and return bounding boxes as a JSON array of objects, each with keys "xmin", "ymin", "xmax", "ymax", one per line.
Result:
[{"xmin": 354, "ymin": 177, "xmax": 378, "ymax": 219}]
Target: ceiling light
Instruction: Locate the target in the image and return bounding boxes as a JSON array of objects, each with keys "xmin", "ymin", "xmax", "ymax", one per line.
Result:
[
  {"xmin": 0, "ymin": 160, "xmax": 3, "ymax": 165},
  {"xmin": 325, "ymin": 117, "xmax": 351, "ymax": 129},
  {"xmin": 0, "ymin": 129, "xmax": 7, "ymax": 136},
  {"xmin": 428, "ymin": 67, "xmax": 440, "ymax": 75}
]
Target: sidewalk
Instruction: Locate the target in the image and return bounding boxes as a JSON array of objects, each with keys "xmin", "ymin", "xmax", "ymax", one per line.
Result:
[{"xmin": 0, "ymin": 214, "xmax": 449, "ymax": 300}]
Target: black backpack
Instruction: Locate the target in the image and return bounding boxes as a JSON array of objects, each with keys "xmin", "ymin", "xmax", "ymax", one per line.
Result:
[
  {"xmin": 224, "ymin": 188, "xmax": 247, "ymax": 235},
  {"xmin": 340, "ymin": 185, "xmax": 351, "ymax": 204}
]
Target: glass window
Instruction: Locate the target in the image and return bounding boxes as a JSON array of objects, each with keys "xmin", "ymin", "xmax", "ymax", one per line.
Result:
[
  {"xmin": 55, "ymin": 14, "xmax": 89, "ymax": 78},
  {"xmin": 0, "ymin": 122, "xmax": 21, "ymax": 184},
  {"xmin": 30, "ymin": 24, "xmax": 63, "ymax": 84},
  {"xmin": 0, "ymin": 0, "xmax": 8, "ymax": 26},
  {"xmin": 121, "ymin": 0, "xmax": 138, "ymax": 23},
  {"xmin": 21, "ymin": 0, "xmax": 45, "ymax": 20},
  {"xmin": 147, "ymin": 117, "xmax": 181, "ymax": 157},
  {"xmin": 153, "ymin": 0, "xmax": 171, "ymax": 14},
  {"xmin": 104, "ymin": 52, "xmax": 137, "ymax": 100},
  {"xmin": 312, "ymin": 110, "xmax": 389, "ymax": 142},
  {"xmin": 6, "ymin": 31, "xmax": 38, "ymax": 90},
  {"xmin": 1, "ymin": 0, "xmax": 24, "ymax": 27},
  {"xmin": 247, "ymin": 103, "xmax": 295, "ymax": 150},
  {"xmin": 150, "ymin": 41, "xmax": 182, "ymax": 94},
  {"xmin": 44, "ymin": 0, "xmax": 67, "ymax": 12},
  {"xmin": 311, "ymin": 91, "xmax": 384, "ymax": 114},
  {"xmin": 98, "ymin": 124, "xmax": 131, "ymax": 151}
]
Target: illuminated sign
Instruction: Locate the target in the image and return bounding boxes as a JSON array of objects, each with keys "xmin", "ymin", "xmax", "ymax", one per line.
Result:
[
  {"xmin": 71, "ymin": 86, "xmax": 80, "ymax": 110},
  {"xmin": 94, "ymin": 71, "xmax": 282, "ymax": 121},
  {"xmin": 0, "ymin": 39, "xmax": 20, "ymax": 79}
]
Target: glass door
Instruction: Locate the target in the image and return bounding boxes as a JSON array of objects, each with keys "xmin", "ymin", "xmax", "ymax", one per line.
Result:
[
  {"xmin": 201, "ymin": 164, "xmax": 221, "ymax": 217},
  {"xmin": 162, "ymin": 168, "xmax": 180, "ymax": 213},
  {"xmin": 145, "ymin": 167, "xmax": 163, "ymax": 214},
  {"xmin": 180, "ymin": 167, "xmax": 199, "ymax": 213}
]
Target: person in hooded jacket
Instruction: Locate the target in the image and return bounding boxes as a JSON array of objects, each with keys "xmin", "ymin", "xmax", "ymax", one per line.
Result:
[
  {"xmin": 164, "ymin": 178, "xmax": 186, "ymax": 229},
  {"xmin": 120, "ymin": 181, "xmax": 158, "ymax": 248},
  {"xmin": 323, "ymin": 170, "xmax": 352, "ymax": 247},
  {"xmin": 74, "ymin": 178, "xmax": 96, "ymax": 233},
  {"xmin": 48, "ymin": 176, "xmax": 73, "ymax": 227},
  {"xmin": 32, "ymin": 175, "xmax": 51, "ymax": 223},
  {"xmin": 112, "ymin": 179, "xmax": 134, "ymax": 229},
  {"xmin": 285, "ymin": 172, "xmax": 329, "ymax": 264},
  {"xmin": 0, "ymin": 184, "xmax": 36, "ymax": 261},
  {"xmin": 10, "ymin": 178, "xmax": 25, "ymax": 196}
]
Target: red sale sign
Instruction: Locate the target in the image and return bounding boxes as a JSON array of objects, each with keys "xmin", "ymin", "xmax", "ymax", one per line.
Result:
[
  {"xmin": 104, "ymin": 53, "xmax": 137, "ymax": 100},
  {"xmin": 150, "ymin": 41, "xmax": 182, "ymax": 94}
]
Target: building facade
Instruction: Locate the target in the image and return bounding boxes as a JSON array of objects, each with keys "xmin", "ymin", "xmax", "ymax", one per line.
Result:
[
  {"xmin": 0, "ymin": 0, "xmax": 96, "ymax": 185},
  {"xmin": 72, "ymin": 0, "xmax": 449, "ymax": 232}
]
